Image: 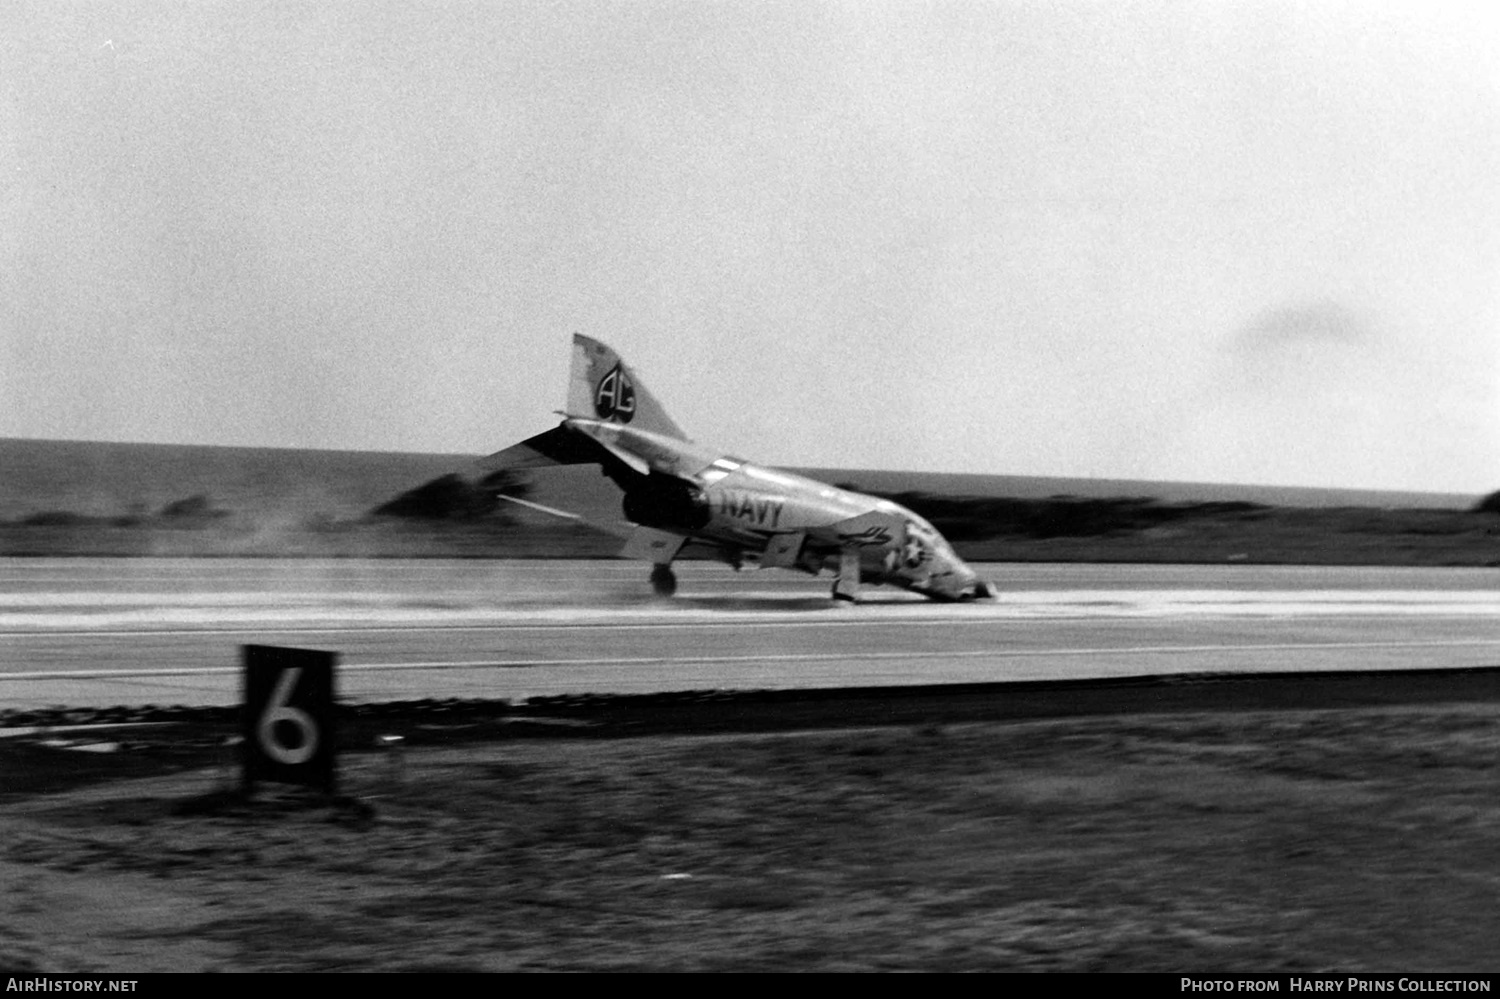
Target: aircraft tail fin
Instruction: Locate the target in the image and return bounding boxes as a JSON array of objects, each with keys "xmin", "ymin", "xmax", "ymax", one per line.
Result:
[{"xmin": 567, "ymin": 334, "xmax": 688, "ymax": 441}]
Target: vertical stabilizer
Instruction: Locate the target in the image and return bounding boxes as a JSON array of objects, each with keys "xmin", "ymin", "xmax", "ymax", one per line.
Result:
[{"xmin": 566, "ymin": 334, "xmax": 688, "ymax": 441}]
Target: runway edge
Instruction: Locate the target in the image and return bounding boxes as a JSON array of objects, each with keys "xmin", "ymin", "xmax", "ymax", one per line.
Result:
[{"xmin": 5, "ymin": 665, "xmax": 1500, "ymax": 737}]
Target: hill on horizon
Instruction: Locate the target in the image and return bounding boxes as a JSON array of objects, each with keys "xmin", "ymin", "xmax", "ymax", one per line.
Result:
[{"xmin": 0, "ymin": 437, "xmax": 1477, "ymax": 524}]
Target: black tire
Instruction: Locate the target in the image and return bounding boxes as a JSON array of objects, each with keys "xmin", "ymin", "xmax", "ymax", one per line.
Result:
[{"xmin": 650, "ymin": 565, "xmax": 677, "ymax": 598}]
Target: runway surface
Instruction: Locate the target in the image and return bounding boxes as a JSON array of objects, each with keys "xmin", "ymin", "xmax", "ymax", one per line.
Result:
[{"xmin": 2, "ymin": 558, "xmax": 1498, "ymax": 709}]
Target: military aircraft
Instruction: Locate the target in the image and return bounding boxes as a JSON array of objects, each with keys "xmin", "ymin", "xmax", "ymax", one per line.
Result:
[{"xmin": 483, "ymin": 335, "xmax": 998, "ymax": 603}]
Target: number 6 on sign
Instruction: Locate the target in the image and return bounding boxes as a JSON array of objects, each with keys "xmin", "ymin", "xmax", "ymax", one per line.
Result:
[
  {"xmin": 257, "ymin": 667, "xmax": 318, "ymax": 765},
  {"xmin": 242, "ymin": 645, "xmax": 337, "ymax": 793}
]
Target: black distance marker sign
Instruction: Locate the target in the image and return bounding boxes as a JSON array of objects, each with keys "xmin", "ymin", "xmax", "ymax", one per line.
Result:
[{"xmin": 242, "ymin": 644, "xmax": 337, "ymax": 794}]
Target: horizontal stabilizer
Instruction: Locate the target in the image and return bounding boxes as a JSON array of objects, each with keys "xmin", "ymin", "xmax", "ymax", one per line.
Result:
[
  {"xmin": 591, "ymin": 437, "xmax": 651, "ymax": 476},
  {"xmin": 480, "ymin": 426, "xmax": 601, "ymax": 470}
]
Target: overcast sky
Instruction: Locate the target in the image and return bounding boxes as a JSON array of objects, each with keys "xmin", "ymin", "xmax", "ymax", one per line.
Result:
[{"xmin": 2, "ymin": 1, "xmax": 1496, "ymax": 492}]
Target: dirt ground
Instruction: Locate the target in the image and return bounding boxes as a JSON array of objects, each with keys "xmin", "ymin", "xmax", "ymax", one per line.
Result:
[{"xmin": 2, "ymin": 706, "xmax": 1498, "ymax": 973}]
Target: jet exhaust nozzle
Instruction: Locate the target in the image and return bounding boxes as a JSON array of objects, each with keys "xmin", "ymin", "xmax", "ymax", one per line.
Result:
[{"xmin": 622, "ymin": 475, "xmax": 712, "ymax": 532}]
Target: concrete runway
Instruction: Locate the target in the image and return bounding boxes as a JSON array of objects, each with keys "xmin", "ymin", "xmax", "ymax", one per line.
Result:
[{"xmin": 2, "ymin": 558, "xmax": 1498, "ymax": 709}]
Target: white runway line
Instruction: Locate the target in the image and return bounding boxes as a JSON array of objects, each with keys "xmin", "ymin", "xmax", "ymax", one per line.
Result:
[
  {"xmin": 7, "ymin": 609, "xmax": 1500, "ymax": 641},
  {"xmin": 4, "ymin": 562, "xmax": 1497, "ymax": 704},
  {"xmin": 4, "ymin": 588, "xmax": 1500, "ymax": 631},
  {"xmin": 6, "ymin": 638, "xmax": 1500, "ymax": 682}
]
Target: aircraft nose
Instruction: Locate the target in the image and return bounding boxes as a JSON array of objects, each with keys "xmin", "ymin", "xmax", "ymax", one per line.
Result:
[{"xmin": 940, "ymin": 563, "xmax": 997, "ymax": 601}]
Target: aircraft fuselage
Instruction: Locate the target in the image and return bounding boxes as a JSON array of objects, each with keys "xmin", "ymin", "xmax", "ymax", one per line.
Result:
[
  {"xmin": 566, "ymin": 417, "xmax": 990, "ymax": 601},
  {"xmin": 484, "ymin": 334, "xmax": 996, "ymax": 603}
]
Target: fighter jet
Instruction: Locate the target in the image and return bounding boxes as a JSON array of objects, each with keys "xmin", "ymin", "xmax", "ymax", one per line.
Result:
[{"xmin": 483, "ymin": 335, "xmax": 998, "ymax": 603}]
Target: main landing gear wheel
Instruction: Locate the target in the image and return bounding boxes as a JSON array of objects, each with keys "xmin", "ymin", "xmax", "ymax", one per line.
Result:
[
  {"xmin": 831, "ymin": 579, "xmax": 859, "ymax": 602},
  {"xmin": 650, "ymin": 565, "xmax": 678, "ymax": 598}
]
